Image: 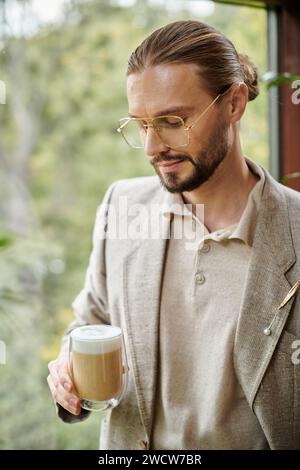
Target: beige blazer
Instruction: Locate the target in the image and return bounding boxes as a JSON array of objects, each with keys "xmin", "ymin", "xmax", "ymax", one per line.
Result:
[{"xmin": 57, "ymin": 162, "xmax": 300, "ymax": 450}]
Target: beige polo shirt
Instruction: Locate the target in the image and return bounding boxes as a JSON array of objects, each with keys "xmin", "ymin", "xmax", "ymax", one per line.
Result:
[{"xmin": 151, "ymin": 157, "xmax": 269, "ymax": 450}]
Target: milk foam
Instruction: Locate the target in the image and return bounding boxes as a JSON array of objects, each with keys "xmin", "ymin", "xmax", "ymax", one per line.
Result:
[{"xmin": 70, "ymin": 325, "xmax": 122, "ymax": 355}]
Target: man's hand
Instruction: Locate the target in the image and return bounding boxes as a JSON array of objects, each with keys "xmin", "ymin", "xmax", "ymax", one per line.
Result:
[{"xmin": 47, "ymin": 353, "xmax": 81, "ymax": 416}]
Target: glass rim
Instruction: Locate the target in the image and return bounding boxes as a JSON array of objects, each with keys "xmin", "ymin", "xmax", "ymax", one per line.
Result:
[{"xmin": 70, "ymin": 325, "xmax": 122, "ymax": 342}]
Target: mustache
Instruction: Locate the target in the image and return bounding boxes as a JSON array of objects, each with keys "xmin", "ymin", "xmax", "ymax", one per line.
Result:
[{"xmin": 150, "ymin": 153, "xmax": 194, "ymax": 166}]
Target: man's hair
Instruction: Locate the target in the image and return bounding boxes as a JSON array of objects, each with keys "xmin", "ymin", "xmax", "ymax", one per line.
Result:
[{"xmin": 126, "ymin": 20, "xmax": 259, "ymax": 101}]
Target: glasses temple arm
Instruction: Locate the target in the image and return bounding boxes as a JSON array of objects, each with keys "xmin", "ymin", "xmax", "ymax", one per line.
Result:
[{"xmin": 187, "ymin": 93, "xmax": 222, "ymax": 130}]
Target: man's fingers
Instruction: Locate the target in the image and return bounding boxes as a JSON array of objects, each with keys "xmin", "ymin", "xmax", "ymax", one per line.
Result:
[
  {"xmin": 47, "ymin": 356, "xmax": 80, "ymax": 416},
  {"xmin": 49, "ymin": 359, "xmax": 72, "ymax": 391},
  {"xmin": 57, "ymin": 366, "xmax": 73, "ymax": 391},
  {"xmin": 56, "ymin": 382, "xmax": 80, "ymax": 414},
  {"xmin": 52, "ymin": 357, "xmax": 73, "ymax": 391},
  {"xmin": 47, "ymin": 375, "xmax": 80, "ymax": 415}
]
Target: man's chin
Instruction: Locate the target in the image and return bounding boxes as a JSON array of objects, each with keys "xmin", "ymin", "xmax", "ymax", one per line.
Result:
[
  {"xmin": 157, "ymin": 173, "xmax": 193, "ymax": 193},
  {"xmin": 160, "ymin": 183, "xmax": 183, "ymax": 194}
]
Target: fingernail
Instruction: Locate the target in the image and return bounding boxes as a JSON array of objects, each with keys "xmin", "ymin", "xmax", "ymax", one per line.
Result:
[{"xmin": 64, "ymin": 382, "xmax": 71, "ymax": 391}]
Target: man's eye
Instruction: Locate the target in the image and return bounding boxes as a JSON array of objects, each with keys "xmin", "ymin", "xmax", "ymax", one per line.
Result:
[{"xmin": 158, "ymin": 117, "xmax": 183, "ymax": 128}]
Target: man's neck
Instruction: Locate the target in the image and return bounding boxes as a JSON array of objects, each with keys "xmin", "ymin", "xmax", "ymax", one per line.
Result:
[{"xmin": 182, "ymin": 153, "xmax": 259, "ymax": 233}]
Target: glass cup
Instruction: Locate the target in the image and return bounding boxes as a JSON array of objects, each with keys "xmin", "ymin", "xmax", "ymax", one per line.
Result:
[{"xmin": 69, "ymin": 325, "xmax": 128, "ymax": 411}]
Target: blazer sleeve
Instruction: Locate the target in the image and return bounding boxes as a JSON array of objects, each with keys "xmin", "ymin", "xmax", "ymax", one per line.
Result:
[{"xmin": 55, "ymin": 181, "xmax": 118, "ymax": 423}]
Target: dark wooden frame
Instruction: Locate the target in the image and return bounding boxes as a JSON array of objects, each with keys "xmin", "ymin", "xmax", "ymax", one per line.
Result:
[
  {"xmin": 278, "ymin": 1, "xmax": 300, "ymax": 190},
  {"xmin": 215, "ymin": 0, "xmax": 300, "ymax": 189}
]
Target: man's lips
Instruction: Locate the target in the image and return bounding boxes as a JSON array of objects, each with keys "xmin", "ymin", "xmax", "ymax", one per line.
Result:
[{"xmin": 157, "ymin": 159, "xmax": 186, "ymax": 172}]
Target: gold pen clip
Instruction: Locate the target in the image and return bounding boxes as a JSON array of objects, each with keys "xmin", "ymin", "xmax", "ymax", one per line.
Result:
[
  {"xmin": 264, "ymin": 279, "xmax": 300, "ymax": 336},
  {"xmin": 279, "ymin": 280, "xmax": 300, "ymax": 309}
]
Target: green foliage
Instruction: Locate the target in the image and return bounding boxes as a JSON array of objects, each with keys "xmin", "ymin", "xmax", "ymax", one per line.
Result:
[
  {"xmin": 281, "ymin": 172, "xmax": 300, "ymax": 185},
  {"xmin": 0, "ymin": 235, "xmax": 13, "ymax": 248},
  {"xmin": 263, "ymin": 73, "xmax": 300, "ymax": 89},
  {"xmin": 0, "ymin": 0, "xmax": 268, "ymax": 449},
  {"xmin": 0, "ymin": 231, "xmax": 53, "ymax": 449}
]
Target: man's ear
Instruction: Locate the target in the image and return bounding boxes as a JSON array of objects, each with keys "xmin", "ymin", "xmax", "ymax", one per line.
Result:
[{"xmin": 229, "ymin": 82, "xmax": 248, "ymax": 124}]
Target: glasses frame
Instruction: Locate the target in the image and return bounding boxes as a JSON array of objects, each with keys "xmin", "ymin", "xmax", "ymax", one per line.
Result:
[{"xmin": 117, "ymin": 85, "xmax": 233, "ymax": 149}]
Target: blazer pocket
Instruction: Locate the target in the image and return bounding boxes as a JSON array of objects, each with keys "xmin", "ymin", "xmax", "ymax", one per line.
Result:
[{"xmin": 253, "ymin": 329, "xmax": 300, "ymax": 449}]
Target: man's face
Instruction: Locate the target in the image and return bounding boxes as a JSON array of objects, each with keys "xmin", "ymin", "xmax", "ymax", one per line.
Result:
[{"xmin": 126, "ymin": 63, "xmax": 232, "ymax": 193}]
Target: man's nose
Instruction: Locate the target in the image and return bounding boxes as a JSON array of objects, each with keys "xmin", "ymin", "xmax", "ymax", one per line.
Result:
[{"xmin": 143, "ymin": 127, "xmax": 169, "ymax": 157}]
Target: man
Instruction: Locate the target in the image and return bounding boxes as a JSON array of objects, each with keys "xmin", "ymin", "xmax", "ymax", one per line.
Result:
[{"xmin": 47, "ymin": 20, "xmax": 300, "ymax": 450}]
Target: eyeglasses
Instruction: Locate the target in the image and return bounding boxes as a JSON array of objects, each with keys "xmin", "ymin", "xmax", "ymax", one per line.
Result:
[{"xmin": 117, "ymin": 87, "xmax": 231, "ymax": 149}]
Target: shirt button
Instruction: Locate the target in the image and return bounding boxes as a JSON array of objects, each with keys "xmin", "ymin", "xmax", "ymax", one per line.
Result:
[
  {"xmin": 139, "ymin": 440, "xmax": 148, "ymax": 449},
  {"xmin": 199, "ymin": 241, "xmax": 210, "ymax": 253},
  {"xmin": 195, "ymin": 272, "xmax": 206, "ymax": 285}
]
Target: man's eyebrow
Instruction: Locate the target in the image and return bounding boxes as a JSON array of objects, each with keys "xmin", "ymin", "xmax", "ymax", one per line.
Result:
[{"xmin": 128, "ymin": 106, "xmax": 195, "ymax": 118}]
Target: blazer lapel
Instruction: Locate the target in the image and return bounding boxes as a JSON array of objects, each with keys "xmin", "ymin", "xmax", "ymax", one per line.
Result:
[
  {"xmin": 235, "ymin": 169, "xmax": 297, "ymax": 409},
  {"xmin": 122, "ymin": 201, "xmax": 170, "ymax": 441}
]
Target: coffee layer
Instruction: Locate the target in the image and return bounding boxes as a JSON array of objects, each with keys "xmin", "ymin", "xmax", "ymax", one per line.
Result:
[{"xmin": 72, "ymin": 348, "xmax": 122, "ymax": 401}]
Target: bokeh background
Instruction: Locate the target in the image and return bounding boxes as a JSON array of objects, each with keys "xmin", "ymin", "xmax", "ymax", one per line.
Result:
[{"xmin": 0, "ymin": 0, "xmax": 268, "ymax": 449}]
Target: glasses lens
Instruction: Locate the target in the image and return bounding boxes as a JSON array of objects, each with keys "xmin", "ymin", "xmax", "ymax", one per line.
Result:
[
  {"xmin": 119, "ymin": 116, "xmax": 189, "ymax": 149},
  {"xmin": 120, "ymin": 119, "xmax": 145, "ymax": 148},
  {"xmin": 154, "ymin": 116, "xmax": 188, "ymax": 148}
]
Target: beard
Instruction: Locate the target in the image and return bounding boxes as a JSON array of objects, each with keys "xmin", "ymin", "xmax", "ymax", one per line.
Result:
[{"xmin": 151, "ymin": 120, "xmax": 230, "ymax": 193}]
